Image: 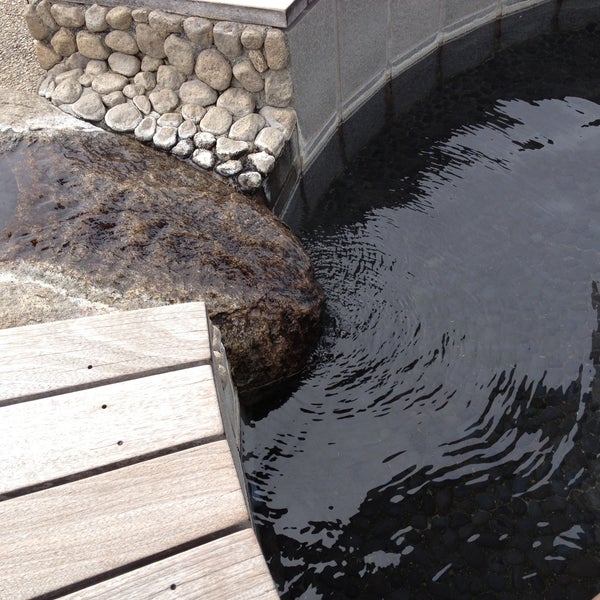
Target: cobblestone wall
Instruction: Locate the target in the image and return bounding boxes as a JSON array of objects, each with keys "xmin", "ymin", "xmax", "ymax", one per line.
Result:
[{"xmin": 25, "ymin": 1, "xmax": 297, "ymax": 191}]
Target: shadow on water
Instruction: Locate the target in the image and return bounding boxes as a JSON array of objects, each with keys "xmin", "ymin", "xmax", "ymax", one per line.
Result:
[{"xmin": 243, "ymin": 23, "xmax": 600, "ymax": 599}]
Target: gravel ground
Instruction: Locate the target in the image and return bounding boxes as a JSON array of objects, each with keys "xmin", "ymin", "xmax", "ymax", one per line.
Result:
[{"xmin": 0, "ymin": 0, "xmax": 45, "ymax": 93}]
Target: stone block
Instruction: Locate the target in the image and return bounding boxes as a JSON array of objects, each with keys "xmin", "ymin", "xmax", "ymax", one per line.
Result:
[
  {"xmin": 102, "ymin": 90, "xmax": 126, "ymax": 108},
  {"xmin": 77, "ymin": 31, "xmax": 110, "ymax": 60},
  {"xmin": 193, "ymin": 131, "xmax": 216, "ymax": 148},
  {"xmin": 105, "ymin": 102, "xmax": 142, "ymax": 132},
  {"xmin": 264, "ymin": 70, "xmax": 293, "ymax": 108},
  {"xmin": 172, "ymin": 139, "xmax": 194, "ymax": 158},
  {"xmin": 51, "ymin": 28, "xmax": 76, "ymax": 57},
  {"xmin": 140, "ymin": 56, "xmax": 162, "ymax": 72},
  {"xmin": 153, "ymin": 126, "xmax": 178, "ymax": 149},
  {"xmin": 213, "ymin": 21, "xmax": 243, "ymax": 58},
  {"xmin": 286, "ymin": 0, "xmax": 338, "ymax": 155},
  {"xmin": 156, "ymin": 65, "xmax": 186, "ymax": 90},
  {"xmin": 255, "ymin": 126, "xmax": 285, "ymax": 156},
  {"xmin": 132, "ymin": 8, "xmax": 150, "ymax": 24},
  {"xmin": 200, "ymin": 106, "xmax": 232, "ymax": 135},
  {"xmin": 179, "ymin": 80, "xmax": 217, "ymax": 106},
  {"xmin": 134, "ymin": 115, "xmax": 156, "ymax": 141},
  {"xmin": 248, "ymin": 151, "xmax": 275, "ymax": 174},
  {"xmin": 106, "ymin": 6, "xmax": 132, "ymax": 30},
  {"xmin": 36, "ymin": 0, "xmax": 59, "ymax": 34},
  {"xmin": 336, "ymin": 0, "xmax": 388, "ymax": 115},
  {"xmin": 25, "ymin": 5, "xmax": 51, "ymax": 41},
  {"xmin": 85, "ymin": 59, "xmax": 108, "ymax": 76},
  {"xmin": 54, "ymin": 68, "xmax": 83, "ymax": 84},
  {"xmin": 195, "ymin": 49, "xmax": 232, "ymax": 91},
  {"xmin": 133, "ymin": 94, "xmax": 152, "ymax": 114},
  {"xmin": 134, "ymin": 70, "xmax": 156, "ymax": 90},
  {"xmin": 229, "ymin": 113, "xmax": 265, "ymax": 142},
  {"xmin": 164, "ymin": 35, "xmax": 195, "ymax": 75},
  {"xmin": 105, "ymin": 30, "xmax": 139, "ymax": 55},
  {"xmin": 248, "ymin": 49, "xmax": 268, "ymax": 73},
  {"xmin": 35, "ymin": 41, "xmax": 62, "ymax": 70},
  {"xmin": 123, "ymin": 83, "xmax": 145, "ymax": 98},
  {"xmin": 109, "ymin": 53, "xmax": 141, "ymax": 77},
  {"xmin": 215, "ymin": 136, "xmax": 250, "ymax": 160},
  {"xmin": 148, "ymin": 10, "xmax": 182, "ymax": 35},
  {"xmin": 183, "ymin": 17, "xmax": 213, "ymax": 48},
  {"xmin": 50, "ymin": 3, "xmax": 85, "ymax": 28},
  {"xmin": 157, "ymin": 112, "xmax": 182, "ymax": 128},
  {"xmin": 215, "ymin": 160, "xmax": 242, "ymax": 176},
  {"xmin": 259, "ymin": 106, "xmax": 297, "ymax": 139},
  {"xmin": 135, "ymin": 23, "xmax": 166, "ymax": 59},
  {"xmin": 192, "ymin": 148, "xmax": 215, "ymax": 169},
  {"xmin": 178, "ymin": 120, "xmax": 197, "ymax": 139},
  {"xmin": 389, "ymin": 0, "xmax": 442, "ymax": 67},
  {"xmin": 241, "ymin": 25, "xmax": 265, "ymax": 50},
  {"xmin": 72, "ymin": 90, "xmax": 105, "ymax": 121},
  {"xmin": 39, "ymin": 76, "xmax": 55, "ymax": 99},
  {"xmin": 238, "ymin": 171, "xmax": 262, "ymax": 191},
  {"xmin": 264, "ymin": 29, "xmax": 289, "ymax": 70},
  {"xmin": 216, "ymin": 88, "xmax": 255, "ymax": 119},
  {"xmin": 51, "ymin": 78, "xmax": 82, "ymax": 105},
  {"xmin": 78, "ymin": 73, "xmax": 93, "ymax": 87},
  {"xmin": 91, "ymin": 72, "xmax": 127, "ymax": 94},
  {"xmin": 65, "ymin": 53, "xmax": 88, "ymax": 71},
  {"xmin": 85, "ymin": 4, "xmax": 108, "ymax": 32},
  {"xmin": 182, "ymin": 104, "xmax": 207, "ymax": 123},
  {"xmin": 233, "ymin": 60, "xmax": 263, "ymax": 93},
  {"xmin": 148, "ymin": 88, "xmax": 179, "ymax": 113}
]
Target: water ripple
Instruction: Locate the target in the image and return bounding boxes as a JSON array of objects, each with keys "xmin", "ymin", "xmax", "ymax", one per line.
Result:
[{"xmin": 244, "ymin": 25, "xmax": 600, "ymax": 599}]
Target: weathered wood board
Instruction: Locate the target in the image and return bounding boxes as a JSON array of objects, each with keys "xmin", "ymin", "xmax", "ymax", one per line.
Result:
[
  {"xmin": 0, "ymin": 442, "xmax": 248, "ymax": 599},
  {"xmin": 0, "ymin": 303, "xmax": 278, "ymax": 600},
  {"xmin": 0, "ymin": 365, "xmax": 223, "ymax": 494},
  {"xmin": 0, "ymin": 302, "xmax": 210, "ymax": 404},
  {"xmin": 61, "ymin": 528, "xmax": 279, "ymax": 600}
]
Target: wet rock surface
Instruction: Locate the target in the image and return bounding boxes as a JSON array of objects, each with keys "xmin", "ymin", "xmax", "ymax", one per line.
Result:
[{"xmin": 0, "ymin": 89, "xmax": 324, "ymax": 394}]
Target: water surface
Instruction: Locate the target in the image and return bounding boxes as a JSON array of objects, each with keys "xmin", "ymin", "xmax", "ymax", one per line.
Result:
[{"xmin": 247, "ymin": 24, "xmax": 600, "ymax": 599}]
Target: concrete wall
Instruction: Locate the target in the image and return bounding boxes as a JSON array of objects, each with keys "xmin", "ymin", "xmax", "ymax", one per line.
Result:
[{"xmin": 277, "ymin": 0, "xmax": 600, "ymax": 215}]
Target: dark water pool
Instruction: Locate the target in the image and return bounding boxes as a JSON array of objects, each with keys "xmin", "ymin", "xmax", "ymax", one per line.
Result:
[{"xmin": 242, "ymin": 23, "xmax": 600, "ymax": 599}]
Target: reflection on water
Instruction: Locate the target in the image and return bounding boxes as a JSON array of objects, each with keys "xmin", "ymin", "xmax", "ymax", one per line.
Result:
[{"xmin": 243, "ymin": 25, "xmax": 600, "ymax": 599}]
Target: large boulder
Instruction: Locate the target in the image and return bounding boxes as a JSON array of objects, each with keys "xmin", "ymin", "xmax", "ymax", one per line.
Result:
[{"xmin": 0, "ymin": 88, "xmax": 324, "ymax": 395}]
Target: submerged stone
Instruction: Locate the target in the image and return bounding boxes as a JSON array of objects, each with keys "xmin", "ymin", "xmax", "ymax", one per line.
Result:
[{"xmin": 0, "ymin": 89, "xmax": 324, "ymax": 395}]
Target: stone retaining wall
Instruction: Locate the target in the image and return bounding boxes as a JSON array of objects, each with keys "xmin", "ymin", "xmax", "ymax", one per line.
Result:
[
  {"xmin": 22, "ymin": 0, "xmax": 600, "ymax": 210},
  {"xmin": 25, "ymin": 0, "xmax": 297, "ymax": 191}
]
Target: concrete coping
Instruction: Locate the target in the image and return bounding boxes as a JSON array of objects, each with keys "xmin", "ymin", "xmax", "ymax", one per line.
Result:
[{"xmin": 69, "ymin": 0, "xmax": 307, "ymax": 26}]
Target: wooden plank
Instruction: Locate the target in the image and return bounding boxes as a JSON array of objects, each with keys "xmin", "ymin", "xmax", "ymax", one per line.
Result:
[
  {"xmin": 0, "ymin": 365, "xmax": 223, "ymax": 495},
  {"xmin": 61, "ymin": 528, "xmax": 279, "ymax": 600},
  {"xmin": 0, "ymin": 442, "xmax": 248, "ymax": 600},
  {"xmin": 0, "ymin": 302, "xmax": 210, "ymax": 404}
]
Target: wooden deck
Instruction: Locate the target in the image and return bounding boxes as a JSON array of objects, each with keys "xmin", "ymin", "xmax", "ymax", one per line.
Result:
[{"xmin": 0, "ymin": 302, "xmax": 278, "ymax": 600}]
